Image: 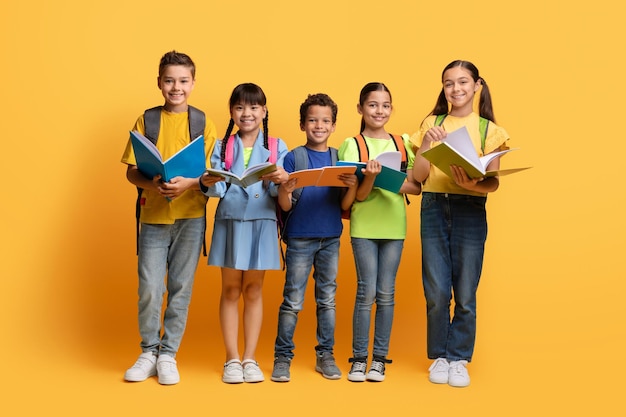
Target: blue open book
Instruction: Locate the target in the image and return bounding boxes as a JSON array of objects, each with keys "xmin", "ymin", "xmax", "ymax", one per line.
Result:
[{"xmin": 130, "ymin": 131, "xmax": 206, "ymax": 181}]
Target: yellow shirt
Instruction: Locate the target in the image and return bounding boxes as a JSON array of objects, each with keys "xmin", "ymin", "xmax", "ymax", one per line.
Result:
[
  {"xmin": 411, "ymin": 113, "xmax": 509, "ymax": 196},
  {"xmin": 120, "ymin": 109, "xmax": 217, "ymax": 224}
]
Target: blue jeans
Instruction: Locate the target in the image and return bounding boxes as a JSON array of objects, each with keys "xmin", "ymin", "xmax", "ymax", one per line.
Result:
[
  {"xmin": 274, "ymin": 237, "xmax": 340, "ymax": 359},
  {"xmin": 137, "ymin": 217, "xmax": 205, "ymax": 357},
  {"xmin": 420, "ymin": 192, "xmax": 487, "ymax": 362},
  {"xmin": 351, "ymin": 237, "xmax": 404, "ymax": 359}
]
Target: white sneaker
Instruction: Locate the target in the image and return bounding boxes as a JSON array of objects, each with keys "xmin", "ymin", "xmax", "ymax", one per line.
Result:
[
  {"xmin": 124, "ymin": 352, "xmax": 157, "ymax": 382},
  {"xmin": 428, "ymin": 358, "xmax": 449, "ymax": 384},
  {"xmin": 242, "ymin": 359, "xmax": 265, "ymax": 383},
  {"xmin": 222, "ymin": 359, "xmax": 244, "ymax": 384},
  {"xmin": 157, "ymin": 354, "xmax": 180, "ymax": 385},
  {"xmin": 448, "ymin": 360, "xmax": 470, "ymax": 387}
]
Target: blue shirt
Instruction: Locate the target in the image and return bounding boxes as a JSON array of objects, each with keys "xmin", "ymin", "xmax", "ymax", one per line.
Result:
[{"xmin": 282, "ymin": 147, "xmax": 344, "ymax": 239}]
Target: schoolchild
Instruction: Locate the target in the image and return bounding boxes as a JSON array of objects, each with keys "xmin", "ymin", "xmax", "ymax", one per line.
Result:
[
  {"xmin": 411, "ymin": 60, "xmax": 510, "ymax": 387},
  {"xmin": 271, "ymin": 94, "xmax": 358, "ymax": 382},
  {"xmin": 120, "ymin": 50, "xmax": 217, "ymax": 385},
  {"xmin": 199, "ymin": 83, "xmax": 289, "ymax": 383},
  {"xmin": 339, "ymin": 82, "xmax": 421, "ymax": 382}
]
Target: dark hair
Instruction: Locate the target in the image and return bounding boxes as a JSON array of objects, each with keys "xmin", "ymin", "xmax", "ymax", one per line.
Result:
[
  {"xmin": 430, "ymin": 60, "xmax": 496, "ymax": 122},
  {"xmin": 299, "ymin": 93, "xmax": 338, "ymax": 125},
  {"xmin": 220, "ymin": 83, "xmax": 270, "ymax": 167},
  {"xmin": 358, "ymin": 82, "xmax": 392, "ymax": 133},
  {"xmin": 158, "ymin": 50, "xmax": 196, "ymax": 79}
]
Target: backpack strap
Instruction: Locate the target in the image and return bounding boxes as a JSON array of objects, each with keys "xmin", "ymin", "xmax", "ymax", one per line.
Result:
[
  {"xmin": 223, "ymin": 135, "xmax": 279, "ymax": 170},
  {"xmin": 389, "ymin": 134, "xmax": 408, "ymax": 173},
  {"xmin": 143, "ymin": 106, "xmax": 162, "ymax": 144},
  {"xmin": 434, "ymin": 113, "xmax": 489, "ymax": 154},
  {"xmin": 353, "ymin": 134, "xmax": 369, "ymax": 162},
  {"xmin": 290, "ymin": 146, "xmax": 309, "ymax": 206}
]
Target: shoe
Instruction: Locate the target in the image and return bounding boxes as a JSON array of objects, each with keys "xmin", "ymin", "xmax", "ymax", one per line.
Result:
[
  {"xmin": 448, "ymin": 360, "xmax": 470, "ymax": 387},
  {"xmin": 156, "ymin": 354, "xmax": 180, "ymax": 385},
  {"xmin": 242, "ymin": 359, "xmax": 265, "ymax": 383},
  {"xmin": 366, "ymin": 356, "xmax": 391, "ymax": 382},
  {"xmin": 271, "ymin": 356, "xmax": 291, "ymax": 382},
  {"xmin": 315, "ymin": 351, "xmax": 341, "ymax": 380},
  {"xmin": 347, "ymin": 357, "xmax": 367, "ymax": 382},
  {"xmin": 428, "ymin": 358, "xmax": 450, "ymax": 384},
  {"xmin": 222, "ymin": 359, "xmax": 244, "ymax": 384},
  {"xmin": 124, "ymin": 352, "xmax": 157, "ymax": 382}
]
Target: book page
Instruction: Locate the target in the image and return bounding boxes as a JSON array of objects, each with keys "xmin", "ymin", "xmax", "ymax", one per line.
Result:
[
  {"xmin": 315, "ymin": 166, "xmax": 357, "ymax": 187},
  {"xmin": 375, "ymin": 151, "xmax": 402, "ymax": 170}
]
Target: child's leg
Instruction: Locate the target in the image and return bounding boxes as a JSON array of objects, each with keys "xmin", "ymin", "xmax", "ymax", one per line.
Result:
[
  {"xmin": 221, "ymin": 268, "xmax": 244, "ymax": 361},
  {"xmin": 241, "ymin": 270, "xmax": 265, "ymax": 361}
]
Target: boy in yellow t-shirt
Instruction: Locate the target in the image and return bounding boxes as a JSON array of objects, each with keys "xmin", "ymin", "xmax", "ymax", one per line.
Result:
[{"xmin": 120, "ymin": 50, "xmax": 217, "ymax": 385}]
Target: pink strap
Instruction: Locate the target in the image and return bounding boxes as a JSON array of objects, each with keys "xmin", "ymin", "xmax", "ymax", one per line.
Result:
[{"xmin": 224, "ymin": 135, "xmax": 278, "ymax": 170}]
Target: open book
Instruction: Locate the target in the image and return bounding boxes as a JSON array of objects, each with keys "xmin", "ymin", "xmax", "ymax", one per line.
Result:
[
  {"xmin": 337, "ymin": 151, "xmax": 408, "ymax": 193},
  {"xmin": 206, "ymin": 162, "xmax": 277, "ymax": 188},
  {"xmin": 130, "ymin": 130, "xmax": 206, "ymax": 181},
  {"xmin": 421, "ymin": 126, "xmax": 530, "ymax": 178},
  {"xmin": 288, "ymin": 165, "xmax": 357, "ymax": 188}
]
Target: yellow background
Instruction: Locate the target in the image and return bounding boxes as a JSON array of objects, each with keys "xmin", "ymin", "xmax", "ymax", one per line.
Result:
[{"xmin": 2, "ymin": 0, "xmax": 623, "ymax": 415}]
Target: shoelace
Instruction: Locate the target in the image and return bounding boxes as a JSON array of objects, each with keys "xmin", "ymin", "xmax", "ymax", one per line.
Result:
[
  {"xmin": 449, "ymin": 362, "xmax": 466, "ymax": 375},
  {"xmin": 158, "ymin": 360, "xmax": 176, "ymax": 372},
  {"xmin": 351, "ymin": 361, "xmax": 367, "ymax": 373},
  {"xmin": 429, "ymin": 358, "xmax": 449, "ymax": 372},
  {"xmin": 369, "ymin": 360, "xmax": 385, "ymax": 374}
]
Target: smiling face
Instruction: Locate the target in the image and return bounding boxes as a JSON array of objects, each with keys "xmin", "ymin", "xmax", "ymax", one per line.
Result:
[
  {"xmin": 157, "ymin": 64, "xmax": 195, "ymax": 112},
  {"xmin": 442, "ymin": 66, "xmax": 480, "ymax": 116},
  {"xmin": 357, "ymin": 90, "xmax": 392, "ymax": 131},
  {"xmin": 230, "ymin": 102, "xmax": 267, "ymax": 135},
  {"xmin": 301, "ymin": 105, "xmax": 336, "ymax": 150}
]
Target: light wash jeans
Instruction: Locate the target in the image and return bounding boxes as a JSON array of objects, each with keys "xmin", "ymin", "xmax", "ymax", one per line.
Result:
[
  {"xmin": 137, "ymin": 217, "xmax": 205, "ymax": 357},
  {"xmin": 351, "ymin": 237, "xmax": 404, "ymax": 359},
  {"xmin": 420, "ymin": 192, "xmax": 487, "ymax": 362},
  {"xmin": 274, "ymin": 237, "xmax": 340, "ymax": 359}
]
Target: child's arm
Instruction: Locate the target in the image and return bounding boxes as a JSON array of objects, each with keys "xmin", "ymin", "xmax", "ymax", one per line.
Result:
[
  {"xmin": 400, "ymin": 168, "xmax": 422, "ymax": 195},
  {"xmin": 339, "ymin": 173, "xmax": 358, "ymax": 210},
  {"xmin": 277, "ymin": 178, "xmax": 297, "ymax": 211},
  {"xmin": 355, "ymin": 160, "xmax": 381, "ymax": 201},
  {"xmin": 126, "ymin": 165, "xmax": 172, "ymax": 200},
  {"xmin": 413, "ymin": 126, "xmax": 446, "ymax": 183}
]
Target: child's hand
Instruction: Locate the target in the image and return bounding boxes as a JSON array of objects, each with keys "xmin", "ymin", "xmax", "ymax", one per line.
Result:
[
  {"xmin": 339, "ymin": 173, "xmax": 358, "ymax": 188},
  {"xmin": 200, "ymin": 172, "xmax": 224, "ymax": 187},
  {"xmin": 362, "ymin": 160, "xmax": 382, "ymax": 177},
  {"xmin": 261, "ymin": 166, "xmax": 289, "ymax": 184},
  {"xmin": 279, "ymin": 178, "xmax": 298, "ymax": 194},
  {"xmin": 159, "ymin": 176, "xmax": 197, "ymax": 200},
  {"xmin": 450, "ymin": 165, "xmax": 480, "ymax": 190},
  {"xmin": 423, "ymin": 126, "xmax": 447, "ymax": 144}
]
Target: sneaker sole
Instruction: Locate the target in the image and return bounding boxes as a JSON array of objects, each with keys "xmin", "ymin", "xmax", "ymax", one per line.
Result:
[
  {"xmin": 222, "ymin": 376, "xmax": 244, "ymax": 384},
  {"xmin": 124, "ymin": 370, "xmax": 156, "ymax": 382},
  {"xmin": 315, "ymin": 366, "xmax": 341, "ymax": 380},
  {"xmin": 448, "ymin": 379, "xmax": 470, "ymax": 388},
  {"xmin": 347, "ymin": 374, "xmax": 366, "ymax": 382},
  {"xmin": 429, "ymin": 375, "xmax": 449, "ymax": 384},
  {"xmin": 366, "ymin": 373, "xmax": 385, "ymax": 382},
  {"xmin": 158, "ymin": 376, "xmax": 180, "ymax": 385},
  {"xmin": 244, "ymin": 376, "xmax": 265, "ymax": 383},
  {"xmin": 270, "ymin": 376, "xmax": 290, "ymax": 382}
]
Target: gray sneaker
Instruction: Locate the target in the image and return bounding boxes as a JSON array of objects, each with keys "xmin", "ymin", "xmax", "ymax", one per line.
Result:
[
  {"xmin": 271, "ymin": 356, "xmax": 291, "ymax": 382},
  {"xmin": 316, "ymin": 351, "xmax": 341, "ymax": 380}
]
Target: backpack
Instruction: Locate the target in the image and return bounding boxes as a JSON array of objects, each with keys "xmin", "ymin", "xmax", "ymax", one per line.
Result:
[
  {"xmin": 278, "ymin": 146, "xmax": 339, "ymax": 241},
  {"xmin": 135, "ymin": 105, "xmax": 207, "ymax": 255},
  {"xmin": 434, "ymin": 114, "xmax": 489, "ymax": 154}
]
